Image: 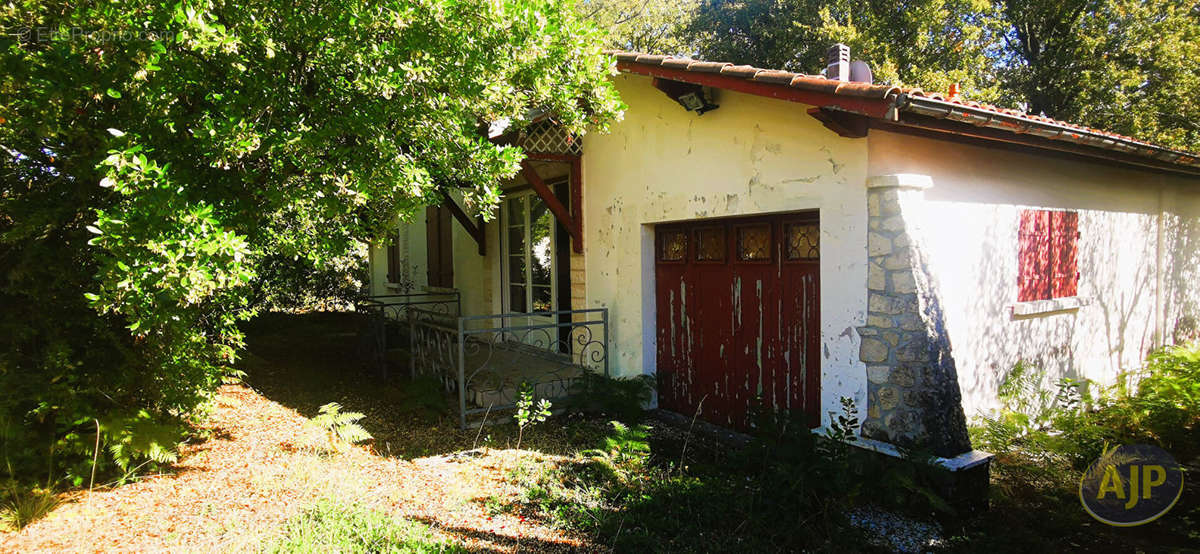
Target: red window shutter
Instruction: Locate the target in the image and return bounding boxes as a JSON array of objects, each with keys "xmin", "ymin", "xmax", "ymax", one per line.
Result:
[
  {"xmin": 1051, "ymin": 211, "xmax": 1079, "ymax": 298},
  {"xmin": 1018, "ymin": 210, "xmax": 1052, "ymax": 302}
]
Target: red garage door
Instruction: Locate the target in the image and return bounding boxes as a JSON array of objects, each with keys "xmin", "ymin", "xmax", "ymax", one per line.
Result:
[{"xmin": 655, "ymin": 213, "xmax": 820, "ymax": 430}]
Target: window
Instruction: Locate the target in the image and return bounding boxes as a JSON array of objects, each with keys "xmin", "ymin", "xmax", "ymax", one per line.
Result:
[
  {"xmin": 504, "ymin": 191, "xmax": 555, "ymax": 313},
  {"xmin": 1018, "ymin": 209, "xmax": 1078, "ymax": 302},
  {"xmin": 736, "ymin": 224, "xmax": 772, "ymax": 261},
  {"xmin": 657, "ymin": 228, "xmax": 687, "ymax": 262},
  {"xmin": 784, "ymin": 223, "xmax": 819, "ymax": 261},
  {"xmin": 426, "ymin": 206, "xmax": 453, "ymax": 288},
  {"xmin": 694, "ymin": 227, "xmax": 726, "ymax": 262}
]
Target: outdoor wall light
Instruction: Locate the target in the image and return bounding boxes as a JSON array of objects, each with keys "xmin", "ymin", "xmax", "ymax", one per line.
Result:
[{"xmin": 652, "ymin": 77, "xmax": 719, "ymax": 115}]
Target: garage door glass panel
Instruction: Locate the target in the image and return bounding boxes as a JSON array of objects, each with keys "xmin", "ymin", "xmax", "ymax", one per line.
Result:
[{"xmin": 694, "ymin": 228, "xmax": 726, "ymax": 262}]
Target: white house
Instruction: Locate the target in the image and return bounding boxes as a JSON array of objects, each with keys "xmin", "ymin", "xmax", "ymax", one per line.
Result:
[{"xmin": 364, "ymin": 47, "xmax": 1200, "ymax": 468}]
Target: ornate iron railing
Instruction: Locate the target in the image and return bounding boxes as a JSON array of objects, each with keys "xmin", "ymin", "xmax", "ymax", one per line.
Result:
[
  {"xmin": 356, "ymin": 292, "xmax": 461, "ymax": 378},
  {"xmin": 409, "ymin": 308, "xmax": 609, "ymax": 429}
]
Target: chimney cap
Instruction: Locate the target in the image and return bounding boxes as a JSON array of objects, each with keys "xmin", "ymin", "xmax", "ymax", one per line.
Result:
[{"xmin": 825, "ymin": 43, "xmax": 850, "ymax": 81}]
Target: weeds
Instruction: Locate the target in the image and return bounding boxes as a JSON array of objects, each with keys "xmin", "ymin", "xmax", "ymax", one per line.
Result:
[
  {"xmin": 311, "ymin": 403, "xmax": 372, "ymax": 451},
  {"xmin": 263, "ymin": 500, "xmax": 462, "ymax": 553},
  {"xmin": 494, "ymin": 397, "xmax": 952, "ymax": 551},
  {"xmin": 0, "ymin": 483, "xmax": 61, "ymax": 531},
  {"xmin": 957, "ymin": 343, "xmax": 1200, "ymax": 550}
]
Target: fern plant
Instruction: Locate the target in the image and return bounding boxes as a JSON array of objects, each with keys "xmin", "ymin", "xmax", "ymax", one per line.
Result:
[
  {"xmin": 582, "ymin": 421, "xmax": 651, "ymax": 484},
  {"xmin": 312, "ymin": 403, "xmax": 372, "ymax": 451},
  {"xmin": 102, "ymin": 411, "xmax": 183, "ymax": 475},
  {"xmin": 514, "ymin": 384, "xmax": 552, "ymax": 450}
]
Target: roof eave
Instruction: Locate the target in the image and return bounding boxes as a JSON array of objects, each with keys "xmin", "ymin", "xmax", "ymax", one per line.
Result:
[{"xmin": 895, "ymin": 94, "xmax": 1200, "ymax": 174}]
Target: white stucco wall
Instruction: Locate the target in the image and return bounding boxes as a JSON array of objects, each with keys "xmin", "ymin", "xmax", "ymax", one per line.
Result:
[
  {"xmin": 581, "ymin": 74, "xmax": 871, "ymax": 425},
  {"xmin": 368, "ymin": 192, "xmax": 502, "ymax": 317},
  {"xmin": 868, "ymin": 130, "xmax": 1200, "ymax": 417}
]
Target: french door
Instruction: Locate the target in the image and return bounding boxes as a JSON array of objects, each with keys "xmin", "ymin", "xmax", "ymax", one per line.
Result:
[{"xmin": 503, "ymin": 191, "xmax": 557, "ymax": 314}]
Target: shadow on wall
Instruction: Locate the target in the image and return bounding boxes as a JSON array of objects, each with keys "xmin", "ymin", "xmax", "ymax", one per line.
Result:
[
  {"xmin": 1167, "ymin": 205, "xmax": 1200, "ymax": 343},
  {"xmin": 924, "ymin": 195, "xmax": 1189, "ymax": 417}
]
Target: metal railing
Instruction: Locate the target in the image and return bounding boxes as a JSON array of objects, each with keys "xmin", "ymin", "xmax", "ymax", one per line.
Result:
[
  {"xmin": 355, "ymin": 292, "xmax": 461, "ymax": 379},
  {"xmin": 409, "ymin": 308, "xmax": 609, "ymax": 429}
]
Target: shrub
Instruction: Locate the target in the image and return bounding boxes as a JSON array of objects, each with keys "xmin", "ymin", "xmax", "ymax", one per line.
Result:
[
  {"xmin": 565, "ymin": 371, "xmax": 655, "ymax": 421},
  {"xmin": 975, "ymin": 342, "xmax": 1200, "ymax": 470},
  {"xmin": 514, "ymin": 384, "xmax": 552, "ymax": 450}
]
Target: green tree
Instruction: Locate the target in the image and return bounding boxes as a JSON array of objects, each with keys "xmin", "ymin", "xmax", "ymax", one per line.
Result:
[
  {"xmin": 0, "ymin": 0, "xmax": 622, "ymax": 483},
  {"xmin": 998, "ymin": 0, "xmax": 1200, "ymax": 151},
  {"xmin": 687, "ymin": 0, "xmax": 1005, "ymax": 101},
  {"xmin": 686, "ymin": 0, "xmax": 1199, "ymax": 151},
  {"xmin": 580, "ymin": 0, "xmax": 700, "ymax": 54}
]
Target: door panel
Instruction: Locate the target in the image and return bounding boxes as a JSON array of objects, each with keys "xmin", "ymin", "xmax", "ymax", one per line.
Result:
[{"xmin": 655, "ymin": 213, "xmax": 820, "ymax": 430}]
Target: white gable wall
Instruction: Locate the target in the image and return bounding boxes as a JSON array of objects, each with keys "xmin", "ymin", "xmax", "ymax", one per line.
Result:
[
  {"xmin": 868, "ymin": 130, "xmax": 1200, "ymax": 417},
  {"xmin": 581, "ymin": 74, "xmax": 871, "ymax": 425}
]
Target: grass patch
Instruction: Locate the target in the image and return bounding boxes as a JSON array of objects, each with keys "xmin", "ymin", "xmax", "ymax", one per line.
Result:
[
  {"xmin": 263, "ymin": 500, "xmax": 463, "ymax": 553},
  {"xmin": 0, "ymin": 484, "xmax": 60, "ymax": 531}
]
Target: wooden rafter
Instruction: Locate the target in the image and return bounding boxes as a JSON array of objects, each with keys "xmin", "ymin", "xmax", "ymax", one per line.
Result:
[
  {"xmin": 438, "ymin": 189, "xmax": 486, "ymax": 255},
  {"xmin": 520, "ymin": 160, "xmax": 582, "ymax": 253},
  {"xmin": 807, "ymin": 107, "xmax": 868, "ymax": 138}
]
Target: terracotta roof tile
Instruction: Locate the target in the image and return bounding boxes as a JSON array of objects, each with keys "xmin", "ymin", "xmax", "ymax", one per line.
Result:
[{"xmin": 685, "ymin": 60, "xmax": 731, "ymax": 73}]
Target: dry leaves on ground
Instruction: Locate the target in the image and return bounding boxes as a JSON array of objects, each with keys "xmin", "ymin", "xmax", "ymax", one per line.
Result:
[{"xmin": 0, "ymin": 384, "xmax": 592, "ymax": 553}]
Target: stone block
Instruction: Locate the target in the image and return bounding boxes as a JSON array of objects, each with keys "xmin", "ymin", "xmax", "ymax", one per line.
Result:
[
  {"xmin": 868, "ymin": 232, "xmax": 892, "ymax": 256},
  {"xmin": 884, "ymin": 410, "xmax": 919, "ymax": 435},
  {"xmin": 868, "ymin": 262, "xmax": 887, "ymax": 290},
  {"xmin": 860, "ymin": 337, "xmax": 889, "ymax": 363},
  {"xmin": 891, "ymin": 271, "xmax": 917, "ymax": 294},
  {"xmin": 866, "ymin": 314, "xmax": 893, "ymax": 328},
  {"xmin": 896, "ymin": 339, "xmax": 929, "ymax": 362},
  {"xmin": 898, "ymin": 313, "xmax": 924, "ymax": 331},
  {"xmin": 877, "ymin": 386, "xmax": 901, "ymax": 411},
  {"xmin": 867, "ymin": 365, "xmax": 891, "ymax": 384},
  {"xmin": 889, "ymin": 365, "xmax": 916, "ymax": 387},
  {"xmin": 881, "ymin": 215, "xmax": 905, "ymax": 232},
  {"xmin": 869, "ymin": 293, "xmax": 900, "ymax": 314},
  {"xmin": 880, "ymin": 195, "xmax": 902, "ymax": 216},
  {"xmin": 883, "ymin": 249, "xmax": 912, "ymax": 269}
]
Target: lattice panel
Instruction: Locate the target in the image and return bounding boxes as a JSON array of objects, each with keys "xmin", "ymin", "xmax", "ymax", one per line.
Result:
[
  {"xmin": 695, "ymin": 228, "xmax": 726, "ymax": 262},
  {"xmin": 785, "ymin": 223, "xmax": 819, "ymax": 260},
  {"xmin": 737, "ymin": 225, "xmax": 771, "ymax": 261},
  {"xmin": 520, "ymin": 121, "xmax": 583, "ymax": 156},
  {"xmin": 659, "ymin": 229, "xmax": 687, "ymax": 261}
]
